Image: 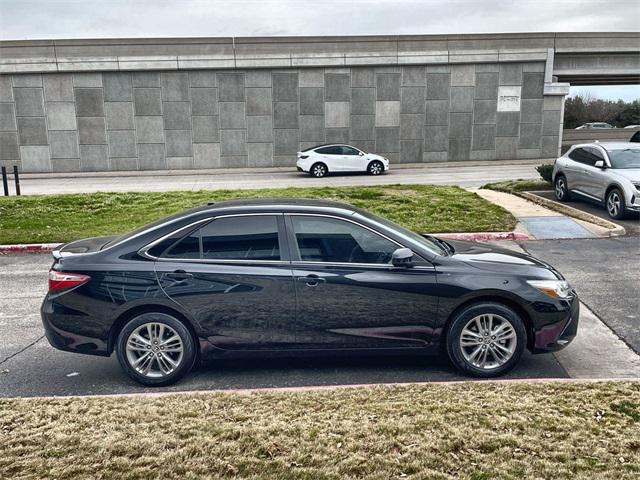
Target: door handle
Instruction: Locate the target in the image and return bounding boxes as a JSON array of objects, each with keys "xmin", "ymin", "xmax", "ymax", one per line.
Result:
[
  {"xmin": 297, "ymin": 275, "xmax": 326, "ymax": 287},
  {"xmin": 165, "ymin": 270, "xmax": 193, "ymax": 281}
]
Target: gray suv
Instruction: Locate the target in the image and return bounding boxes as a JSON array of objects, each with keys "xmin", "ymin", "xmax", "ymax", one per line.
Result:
[{"xmin": 553, "ymin": 142, "xmax": 640, "ymax": 219}]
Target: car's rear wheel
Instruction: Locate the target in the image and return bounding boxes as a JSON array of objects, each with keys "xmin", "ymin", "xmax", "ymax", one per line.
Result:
[
  {"xmin": 310, "ymin": 162, "xmax": 328, "ymax": 178},
  {"xmin": 554, "ymin": 175, "xmax": 571, "ymax": 202},
  {"xmin": 367, "ymin": 160, "xmax": 384, "ymax": 175},
  {"xmin": 606, "ymin": 188, "xmax": 626, "ymax": 220},
  {"xmin": 445, "ymin": 303, "xmax": 526, "ymax": 378},
  {"xmin": 116, "ymin": 312, "xmax": 196, "ymax": 387}
]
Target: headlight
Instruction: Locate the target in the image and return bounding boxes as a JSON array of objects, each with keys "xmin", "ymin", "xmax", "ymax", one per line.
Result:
[{"xmin": 526, "ymin": 280, "xmax": 573, "ymax": 299}]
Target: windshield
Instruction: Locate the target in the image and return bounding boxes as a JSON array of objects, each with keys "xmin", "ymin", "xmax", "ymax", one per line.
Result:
[
  {"xmin": 607, "ymin": 148, "xmax": 640, "ymax": 169},
  {"xmin": 354, "ymin": 211, "xmax": 447, "ymax": 256}
]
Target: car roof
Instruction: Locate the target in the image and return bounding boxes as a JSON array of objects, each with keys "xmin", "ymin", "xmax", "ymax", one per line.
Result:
[
  {"xmin": 301, "ymin": 143, "xmax": 360, "ymax": 152},
  {"xmin": 570, "ymin": 142, "xmax": 638, "ymax": 151},
  {"xmin": 180, "ymin": 197, "xmax": 360, "ymax": 217}
]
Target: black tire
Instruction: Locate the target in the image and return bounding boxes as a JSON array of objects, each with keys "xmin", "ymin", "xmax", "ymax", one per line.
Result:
[
  {"xmin": 367, "ymin": 160, "xmax": 384, "ymax": 175},
  {"xmin": 606, "ymin": 188, "xmax": 627, "ymax": 220},
  {"xmin": 116, "ymin": 312, "xmax": 196, "ymax": 387},
  {"xmin": 310, "ymin": 162, "xmax": 328, "ymax": 178},
  {"xmin": 445, "ymin": 302, "xmax": 526, "ymax": 378},
  {"xmin": 554, "ymin": 175, "xmax": 572, "ymax": 202}
]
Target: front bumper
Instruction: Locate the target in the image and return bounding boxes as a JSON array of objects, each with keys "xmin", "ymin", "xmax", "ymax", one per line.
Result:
[{"xmin": 531, "ymin": 294, "xmax": 579, "ymax": 353}]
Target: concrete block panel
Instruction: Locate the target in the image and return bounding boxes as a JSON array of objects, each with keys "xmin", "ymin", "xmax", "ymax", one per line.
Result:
[
  {"xmin": 274, "ymin": 102, "xmax": 299, "ymax": 129},
  {"xmin": 218, "ymin": 73, "xmax": 246, "ymax": 101},
  {"xmin": 543, "ymin": 110, "xmax": 562, "ymax": 136},
  {"xmin": 499, "ymin": 63, "xmax": 522, "ymax": 85},
  {"xmin": 354, "ymin": 140, "xmax": 375, "ymax": 153},
  {"xmin": 220, "ymin": 156, "xmax": 248, "ymax": 168},
  {"xmin": 14, "ymin": 88, "xmax": 45, "ymax": 116},
  {"xmin": 73, "ymin": 73, "xmax": 102, "ymax": 87},
  {"xmin": 272, "ymin": 73, "xmax": 298, "ymax": 102},
  {"xmin": 425, "ymin": 125, "xmax": 449, "ymax": 152},
  {"xmin": 425, "ymin": 100, "xmax": 449, "ymax": 125},
  {"xmin": 449, "ymin": 137, "xmax": 471, "ymax": 161},
  {"xmin": 426, "ymin": 73, "xmax": 450, "ymax": 100},
  {"xmin": 245, "ymin": 71, "xmax": 271, "ymax": 88},
  {"xmin": 0, "ymin": 76, "xmax": 13, "ymax": 101},
  {"xmin": 401, "ymin": 87, "xmax": 425, "ymax": 114},
  {"xmin": 133, "ymin": 88, "xmax": 162, "ymax": 116},
  {"xmin": 166, "ymin": 156, "xmax": 194, "ymax": 169},
  {"xmin": 470, "ymin": 149, "xmax": 498, "ymax": 160},
  {"xmin": 17, "ymin": 117, "xmax": 48, "ymax": 145},
  {"xmin": 163, "ymin": 102, "xmax": 191, "ymax": 130},
  {"xmin": 542, "ymin": 135, "xmax": 560, "ymax": 157},
  {"xmin": 161, "ymin": 72, "xmax": 189, "ymax": 101},
  {"xmin": 108, "ymin": 130, "xmax": 137, "ymax": 157},
  {"xmin": 400, "ymin": 139, "xmax": 423, "ymax": 163},
  {"xmin": 219, "ymin": 102, "xmax": 246, "ymax": 129},
  {"xmin": 0, "ymin": 103, "xmax": 17, "ymax": 131},
  {"xmin": 352, "ymin": 68, "xmax": 375, "ymax": 87},
  {"xmin": 164, "ymin": 129, "xmax": 192, "ymax": 157},
  {"xmin": 49, "ymin": 131, "xmax": 78, "ymax": 158},
  {"xmin": 351, "ymin": 88, "xmax": 375, "ymax": 115},
  {"xmin": 350, "ymin": 114, "xmax": 375, "ymax": 140},
  {"xmin": 473, "ymin": 99, "xmax": 497, "ymax": 125},
  {"xmin": 543, "ymin": 96, "xmax": 563, "ymax": 111},
  {"xmin": 190, "ymin": 88, "xmax": 218, "ymax": 116},
  {"xmin": 449, "ymin": 113, "xmax": 472, "ymax": 138},
  {"xmin": 51, "ymin": 158, "xmax": 80, "ymax": 172},
  {"xmin": 375, "ymin": 127, "xmax": 400, "ymax": 152},
  {"xmin": 43, "ymin": 74, "xmax": 74, "ymax": 102},
  {"xmin": 300, "ymin": 87, "xmax": 324, "ymax": 115},
  {"xmin": 104, "ymin": 102, "xmax": 134, "ymax": 130},
  {"xmin": 109, "ymin": 157, "xmax": 137, "ymax": 171},
  {"xmin": 221, "ymin": 129, "xmax": 247, "ymax": 155},
  {"xmin": 300, "ymin": 115, "xmax": 325, "ymax": 142},
  {"xmin": 496, "ymin": 111, "xmax": 520, "ymax": 136},
  {"xmin": 12, "ymin": 74, "xmax": 41, "ymax": 87},
  {"xmin": 325, "ymin": 73, "xmax": 350, "ymax": 102},
  {"xmin": 135, "ymin": 116, "xmax": 164, "ymax": 143},
  {"xmin": 325, "ymin": 128, "xmax": 349, "ymax": 145},
  {"xmin": 375, "ymin": 66, "xmax": 400, "ymax": 74},
  {"xmin": 523, "ymin": 62, "xmax": 545, "ymax": 72},
  {"xmin": 375, "ymin": 101, "xmax": 400, "ymax": 127},
  {"xmin": 450, "ymin": 65, "xmax": 475, "ymax": 86},
  {"xmin": 299, "ymin": 69, "xmax": 324, "ymax": 87},
  {"xmin": 400, "ymin": 114, "xmax": 423, "ymax": 140},
  {"xmin": 0, "ymin": 132, "xmax": 19, "ymax": 159},
  {"xmin": 132, "ymin": 72, "xmax": 160, "ymax": 87},
  {"xmin": 189, "ymin": 71, "xmax": 216, "ymax": 87},
  {"xmin": 376, "ymin": 73, "xmax": 401, "ymax": 100},
  {"xmin": 475, "ymin": 73, "xmax": 498, "ymax": 99},
  {"xmin": 426, "ymin": 65, "xmax": 451, "ymax": 73},
  {"xmin": 247, "ymin": 115, "xmax": 273, "ymax": 143},
  {"xmin": 20, "ymin": 145, "xmax": 50, "ymax": 172},
  {"xmin": 476, "ymin": 64, "xmax": 500, "ymax": 73},
  {"xmin": 103, "ymin": 73, "xmax": 132, "ymax": 101},
  {"xmin": 74, "ymin": 88, "xmax": 104, "ymax": 117},
  {"xmin": 325, "ymin": 101, "xmax": 350, "ymax": 128},
  {"xmin": 423, "ymin": 151, "xmax": 448, "ymax": 162},
  {"xmin": 78, "ymin": 116, "xmax": 107, "ymax": 145},
  {"xmin": 274, "ymin": 128, "xmax": 298, "ymax": 155},
  {"xmin": 522, "ymin": 72, "xmax": 544, "ymax": 99},
  {"xmin": 194, "ymin": 143, "xmax": 221, "ymax": 168},
  {"xmin": 402, "ymin": 66, "xmax": 426, "ymax": 86},
  {"xmin": 519, "ymin": 123, "xmax": 542, "ymax": 149},
  {"xmin": 246, "ymin": 87, "xmax": 273, "ymax": 116},
  {"xmin": 192, "ymin": 116, "xmax": 219, "ymax": 143},
  {"xmin": 248, "ymin": 142, "xmax": 274, "ymax": 167},
  {"xmin": 138, "ymin": 143, "xmax": 166, "ymax": 170},
  {"xmin": 472, "ymin": 124, "xmax": 496, "ymax": 150},
  {"xmin": 46, "ymin": 102, "xmax": 77, "ymax": 131},
  {"xmin": 517, "ymin": 148, "xmax": 542, "ymax": 159},
  {"xmin": 520, "ymin": 98, "xmax": 543, "ymax": 124},
  {"xmin": 80, "ymin": 144, "xmax": 108, "ymax": 171},
  {"xmin": 450, "ymin": 87, "xmax": 474, "ymax": 113}
]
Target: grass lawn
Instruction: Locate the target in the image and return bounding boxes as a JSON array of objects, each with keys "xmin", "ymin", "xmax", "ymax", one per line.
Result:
[
  {"xmin": 1, "ymin": 382, "xmax": 638, "ymax": 479},
  {"xmin": 483, "ymin": 179, "xmax": 553, "ymax": 192},
  {"xmin": 0, "ymin": 185, "xmax": 515, "ymax": 244}
]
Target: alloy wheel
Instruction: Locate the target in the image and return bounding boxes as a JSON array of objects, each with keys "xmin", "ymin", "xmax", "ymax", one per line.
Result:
[
  {"xmin": 369, "ymin": 162, "xmax": 383, "ymax": 175},
  {"xmin": 125, "ymin": 322, "xmax": 184, "ymax": 378},
  {"xmin": 555, "ymin": 178, "xmax": 566, "ymax": 200},
  {"xmin": 607, "ymin": 191, "xmax": 621, "ymax": 217},
  {"xmin": 459, "ymin": 314, "xmax": 517, "ymax": 370},
  {"xmin": 312, "ymin": 164, "xmax": 327, "ymax": 177}
]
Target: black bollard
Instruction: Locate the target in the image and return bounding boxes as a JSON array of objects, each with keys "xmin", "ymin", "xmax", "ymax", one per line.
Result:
[
  {"xmin": 13, "ymin": 165, "xmax": 20, "ymax": 196},
  {"xmin": 1, "ymin": 166, "xmax": 8, "ymax": 196}
]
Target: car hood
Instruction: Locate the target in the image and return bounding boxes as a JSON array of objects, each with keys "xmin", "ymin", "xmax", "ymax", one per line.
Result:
[
  {"xmin": 444, "ymin": 239, "xmax": 561, "ymax": 279},
  {"xmin": 367, "ymin": 153, "xmax": 387, "ymax": 161},
  {"xmin": 610, "ymin": 168, "xmax": 640, "ymax": 182}
]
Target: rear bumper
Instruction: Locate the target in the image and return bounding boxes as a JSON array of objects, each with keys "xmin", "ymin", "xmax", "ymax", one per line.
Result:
[{"xmin": 531, "ymin": 295, "xmax": 579, "ymax": 353}]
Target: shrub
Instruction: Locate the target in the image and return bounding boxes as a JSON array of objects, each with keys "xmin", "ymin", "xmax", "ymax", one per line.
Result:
[{"xmin": 536, "ymin": 164, "xmax": 554, "ymax": 183}]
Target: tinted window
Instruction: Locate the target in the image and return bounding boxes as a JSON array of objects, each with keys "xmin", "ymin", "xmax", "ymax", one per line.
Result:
[
  {"xmin": 607, "ymin": 148, "xmax": 640, "ymax": 169},
  {"xmin": 589, "ymin": 147, "xmax": 605, "ymax": 163},
  {"xmin": 291, "ymin": 216, "xmax": 397, "ymax": 264},
  {"xmin": 341, "ymin": 146, "xmax": 361, "ymax": 155},
  {"xmin": 316, "ymin": 146, "xmax": 341, "ymax": 155},
  {"xmin": 568, "ymin": 148, "xmax": 596, "ymax": 166},
  {"xmin": 201, "ymin": 215, "xmax": 280, "ymax": 261},
  {"xmin": 163, "ymin": 230, "xmax": 201, "ymax": 259}
]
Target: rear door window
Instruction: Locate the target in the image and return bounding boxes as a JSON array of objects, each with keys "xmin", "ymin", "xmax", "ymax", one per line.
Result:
[
  {"xmin": 341, "ymin": 146, "xmax": 361, "ymax": 155},
  {"xmin": 316, "ymin": 146, "xmax": 340, "ymax": 155}
]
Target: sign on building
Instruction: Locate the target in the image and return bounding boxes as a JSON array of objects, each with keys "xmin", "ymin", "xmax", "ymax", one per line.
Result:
[{"xmin": 497, "ymin": 86, "xmax": 522, "ymax": 112}]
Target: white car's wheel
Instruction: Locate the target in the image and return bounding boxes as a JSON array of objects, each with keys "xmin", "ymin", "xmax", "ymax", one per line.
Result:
[
  {"xmin": 310, "ymin": 162, "xmax": 328, "ymax": 178},
  {"xmin": 367, "ymin": 160, "xmax": 384, "ymax": 175}
]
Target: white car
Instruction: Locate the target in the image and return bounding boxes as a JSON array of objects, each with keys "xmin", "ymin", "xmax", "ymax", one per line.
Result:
[{"xmin": 296, "ymin": 144, "xmax": 390, "ymax": 177}]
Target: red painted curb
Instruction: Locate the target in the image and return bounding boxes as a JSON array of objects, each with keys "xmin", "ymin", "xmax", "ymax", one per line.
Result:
[{"xmin": 0, "ymin": 243, "xmax": 61, "ymax": 254}]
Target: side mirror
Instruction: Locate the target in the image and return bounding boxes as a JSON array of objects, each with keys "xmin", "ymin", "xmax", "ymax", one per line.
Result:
[
  {"xmin": 391, "ymin": 247, "xmax": 414, "ymax": 267},
  {"xmin": 358, "ymin": 151, "xmax": 364, "ymax": 156},
  {"xmin": 594, "ymin": 160, "xmax": 606, "ymax": 169}
]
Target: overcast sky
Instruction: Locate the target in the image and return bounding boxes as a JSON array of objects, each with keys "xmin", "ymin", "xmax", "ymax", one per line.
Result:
[{"xmin": 0, "ymin": 0, "xmax": 638, "ymax": 100}]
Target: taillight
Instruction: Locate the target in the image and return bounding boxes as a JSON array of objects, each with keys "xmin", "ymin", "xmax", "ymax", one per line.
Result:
[
  {"xmin": 48, "ymin": 270, "xmax": 91, "ymax": 293},
  {"xmin": 300, "ymin": 155, "xmax": 309, "ymax": 159}
]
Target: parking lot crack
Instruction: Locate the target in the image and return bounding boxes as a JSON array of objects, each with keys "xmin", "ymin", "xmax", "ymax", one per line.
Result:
[{"xmin": 0, "ymin": 335, "xmax": 44, "ymax": 366}]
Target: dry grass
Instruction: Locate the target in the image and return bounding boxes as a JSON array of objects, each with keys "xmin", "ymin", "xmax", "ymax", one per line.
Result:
[{"xmin": 1, "ymin": 382, "xmax": 639, "ymax": 479}]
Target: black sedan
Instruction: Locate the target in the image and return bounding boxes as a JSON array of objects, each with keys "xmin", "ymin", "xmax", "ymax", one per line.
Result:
[{"xmin": 42, "ymin": 199, "xmax": 579, "ymax": 386}]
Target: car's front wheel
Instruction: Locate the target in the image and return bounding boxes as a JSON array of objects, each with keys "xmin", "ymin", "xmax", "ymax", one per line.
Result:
[
  {"xmin": 367, "ymin": 160, "xmax": 384, "ymax": 175},
  {"xmin": 445, "ymin": 302, "xmax": 526, "ymax": 378},
  {"xmin": 116, "ymin": 312, "xmax": 196, "ymax": 386},
  {"xmin": 310, "ymin": 162, "xmax": 328, "ymax": 178},
  {"xmin": 606, "ymin": 188, "xmax": 626, "ymax": 220},
  {"xmin": 554, "ymin": 175, "xmax": 571, "ymax": 202}
]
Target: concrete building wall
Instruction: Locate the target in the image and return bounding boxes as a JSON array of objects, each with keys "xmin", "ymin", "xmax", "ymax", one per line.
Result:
[{"xmin": 0, "ymin": 62, "xmax": 564, "ymax": 172}]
